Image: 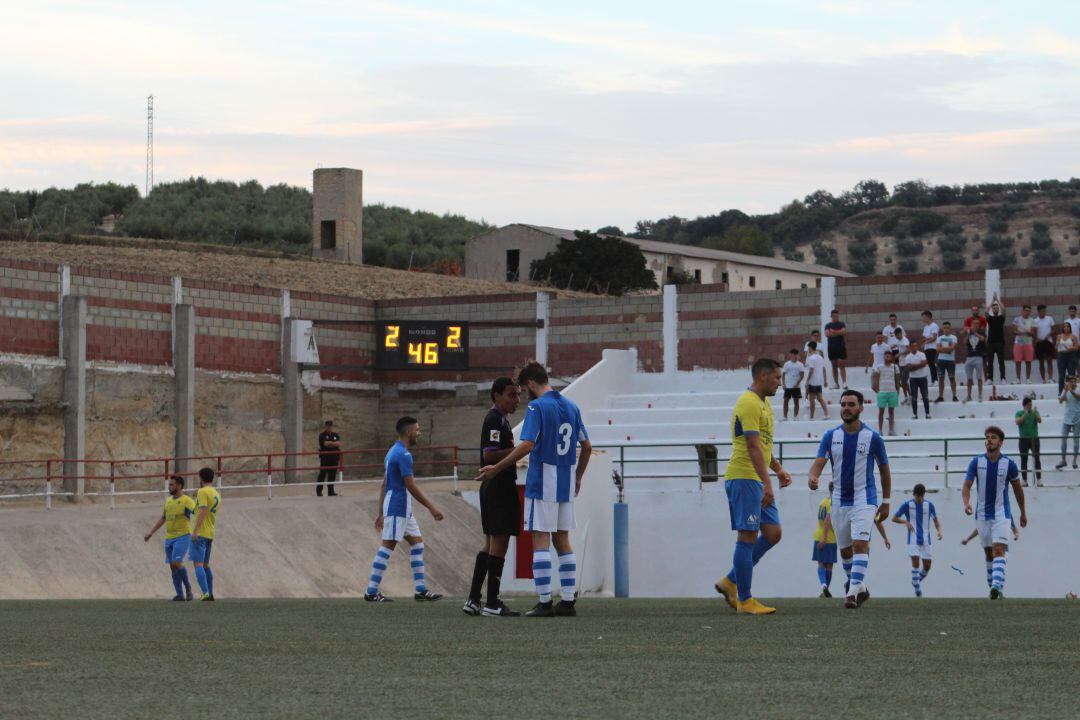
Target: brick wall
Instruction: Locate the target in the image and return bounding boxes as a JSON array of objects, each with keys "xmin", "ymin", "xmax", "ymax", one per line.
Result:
[
  {"xmin": 678, "ymin": 283, "xmax": 819, "ymax": 370},
  {"xmin": 2, "ymin": 260, "xmax": 1078, "ymax": 378}
]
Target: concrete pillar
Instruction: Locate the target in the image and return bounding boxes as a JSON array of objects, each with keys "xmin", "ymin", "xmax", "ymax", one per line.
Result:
[
  {"xmin": 535, "ymin": 291, "xmax": 550, "ymax": 366},
  {"xmin": 173, "ymin": 304, "xmax": 195, "ymax": 477},
  {"xmin": 280, "ymin": 289, "xmax": 291, "ymax": 370},
  {"xmin": 170, "ymin": 276, "xmax": 182, "ymax": 357},
  {"xmin": 282, "ymin": 318, "xmax": 303, "ymax": 483},
  {"xmin": 61, "ymin": 296, "xmax": 86, "ymax": 501},
  {"xmin": 57, "ymin": 265, "xmax": 70, "ymax": 356},
  {"xmin": 819, "ymin": 276, "xmax": 836, "ymax": 333},
  {"xmin": 663, "ymin": 284, "xmax": 678, "ymax": 374},
  {"xmin": 985, "ymin": 269, "xmax": 1001, "ymax": 306}
]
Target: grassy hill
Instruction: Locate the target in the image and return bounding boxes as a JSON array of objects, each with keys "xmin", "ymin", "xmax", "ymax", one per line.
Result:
[{"xmin": 815, "ymin": 197, "xmax": 1080, "ymax": 275}]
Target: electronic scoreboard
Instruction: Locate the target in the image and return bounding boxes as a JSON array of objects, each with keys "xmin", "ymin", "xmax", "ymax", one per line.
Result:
[{"xmin": 375, "ymin": 321, "xmax": 469, "ymax": 370}]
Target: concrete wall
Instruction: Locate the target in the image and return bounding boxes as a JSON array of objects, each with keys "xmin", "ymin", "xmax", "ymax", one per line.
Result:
[
  {"xmin": 465, "ymin": 225, "xmax": 557, "ymax": 283},
  {"xmin": 311, "ymin": 168, "xmax": 363, "ymax": 264}
]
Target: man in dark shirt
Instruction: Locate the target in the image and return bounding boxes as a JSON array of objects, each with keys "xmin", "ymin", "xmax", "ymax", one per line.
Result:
[
  {"xmin": 825, "ymin": 308, "xmax": 848, "ymax": 389},
  {"xmin": 316, "ymin": 420, "xmax": 341, "ymax": 497},
  {"xmin": 464, "ymin": 377, "xmax": 522, "ymax": 617},
  {"xmin": 985, "ymin": 294, "xmax": 1007, "ymax": 382}
]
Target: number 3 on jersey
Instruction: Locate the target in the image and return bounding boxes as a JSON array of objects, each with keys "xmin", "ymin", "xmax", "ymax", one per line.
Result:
[{"xmin": 556, "ymin": 422, "xmax": 572, "ymax": 455}]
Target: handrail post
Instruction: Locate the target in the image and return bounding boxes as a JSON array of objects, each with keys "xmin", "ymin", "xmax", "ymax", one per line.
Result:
[
  {"xmin": 45, "ymin": 459, "xmax": 52, "ymax": 510},
  {"xmin": 109, "ymin": 461, "xmax": 116, "ymax": 510},
  {"xmin": 452, "ymin": 464, "xmax": 459, "ymax": 495},
  {"xmin": 779, "ymin": 440, "xmax": 784, "ymax": 465},
  {"xmin": 619, "ymin": 445, "xmax": 626, "ymax": 482},
  {"xmin": 216, "ymin": 456, "xmax": 223, "ymax": 489},
  {"xmin": 164, "ymin": 458, "xmax": 170, "ymax": 492},
  {"xmin": 943, "ymin": 438, "xmax": 949, "ymax": 489},
  {"xmin": 266, "ymin": 454, "xmax": 273, "ymax": 500}
]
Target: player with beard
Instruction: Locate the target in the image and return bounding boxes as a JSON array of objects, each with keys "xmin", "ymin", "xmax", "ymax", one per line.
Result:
[
  {"xmin": 715, "ymin": 358, "xmax": 793, "ymax": 615},
  {"xmin": 808, "ymin": 390, "xmax": 892, "ymax": 609},
  {"xmin": 363, "ymin": 416, "xmax": 445, "ymax": 602}
]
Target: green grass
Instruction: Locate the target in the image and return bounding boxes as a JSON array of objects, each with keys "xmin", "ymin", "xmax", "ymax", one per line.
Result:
[{"xmin": 2, "ymin": 598, "xmax": 1078, "ymax": 719}]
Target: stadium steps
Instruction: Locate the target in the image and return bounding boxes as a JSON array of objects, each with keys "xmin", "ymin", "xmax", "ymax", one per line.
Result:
[{"xmin": 0, "ymin": 487, "xmax": 483, "ymax": 600}]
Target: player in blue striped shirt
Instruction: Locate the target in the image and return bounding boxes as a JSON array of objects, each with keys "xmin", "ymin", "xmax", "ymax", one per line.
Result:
[
  {"xmin": 477, "ymin": 362, "xmax": 592, "ymax": 617},
  {"xmin": 808, "ymin": 390, "xmax": 892, "ymax": 610},
  {"xmin": 962, "ymin": 425, "xmax": 1028, "ymax": 599},
  {"xmin": 891, "ymin": 484, "xmax": 942, "ymax": 597}
]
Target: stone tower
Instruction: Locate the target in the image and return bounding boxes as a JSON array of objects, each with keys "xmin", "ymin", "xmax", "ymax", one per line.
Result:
[{"xmin": 312, "ymin": 168, "xmax": 363, "ymax": 263}]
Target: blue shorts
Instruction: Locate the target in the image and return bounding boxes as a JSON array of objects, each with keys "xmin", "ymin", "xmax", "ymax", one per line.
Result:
[
  {"xmin": 725, "ymin": 479, "xmax": 781, "ymax": 532},
  {"xmin": 812, "ymin": 541, "xmax": 838, "ymax": 564},
  {"xmin": 189, "ymin": 537, "xmax": 213, "ymax": 564},
  {"xmin": 164, "ymin": 536, "xmax": 191, "ymax": 565}
]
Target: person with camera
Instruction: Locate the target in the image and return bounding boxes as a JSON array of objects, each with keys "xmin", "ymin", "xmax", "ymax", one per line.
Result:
[{"xmin": 1056, "ymin": 376, "xmax": 1080, "ymax": 471}]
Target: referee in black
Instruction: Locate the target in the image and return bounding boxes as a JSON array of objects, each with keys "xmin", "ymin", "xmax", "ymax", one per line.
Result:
[
  {"xmin": 316, "ymin": 420, "xmax": 341, "ymax": 497},
  {"xmin": 464, "ymin": 377, "xmax": 522, "ymax": 617}
]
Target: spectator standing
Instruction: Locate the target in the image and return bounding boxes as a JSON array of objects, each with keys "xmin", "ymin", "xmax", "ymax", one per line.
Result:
[
  {"xmin": 905, "ymin": 340, "xmax": 932, "ymax": 419},
  {"xmin": 1014, "ymin": 397, "xmax": 1042, "ymax": 486},
  {"xmin": 962, "ymin": 304, "xmax": 987, "ymax": 338},
  {"xmin": 1033, "ymin": 305, "xmax": 1056, "ymax": 385},
  {"xmin": 805, "ymin": 341, "xmax": 829, "ymax": 419},
  {"xmin": 920, "ymin": 311, "xmax": 940, "ymax": 384},
  {"xmin": 985, "ymin": 296, "xmax": 1007, "ymax": 382},
  {"xmin": 868, "ymin": 332, "xmax": 890, "ymax": 392},
  {"xmin": 1066, "ymin": 305, "xmax": 1080, "ymax": 338},
  {"xmin": 1056, "ymin": 323, "xmax": 1079, "ymax": 394},
  {"xmin": 895, "ymin": 344, "xmax": 911, "ymax": 402},
  {"xmin": 935, "ymin": 321, "xmax": 959, "ymax": 403},
  {"xmin": 883, "ymin": 314, "xmax": 905, "ymax": 347},
  {"xmin": 1056, "ymin": 375, "xmax": 1080, "ymax": 471},
  {"xmin": 316, "ymin": 420, "xmax": 341, "ymax": 497},
  {"xmin": 876, "ymin": 351, "xmax": 901, "ymax": 436},
  {"xmin": 824, "ymin": 309, "xmax": 848, "ymax": 389},
  {"xmin": 782, "ymin": 349, "xmax": 806, "ymax": 421},
  {"xmin": 962, "ymin": 318, "xmax": 987, "ymax": 403},
  {"xmin": 1012, "ymin": 305, "xmax": 1037, "ymax": 384}
]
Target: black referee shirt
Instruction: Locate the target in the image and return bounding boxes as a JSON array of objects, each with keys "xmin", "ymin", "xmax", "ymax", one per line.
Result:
[{"xmin": 480, "ymin": 408, "xmax": 516, "ymax": 484}]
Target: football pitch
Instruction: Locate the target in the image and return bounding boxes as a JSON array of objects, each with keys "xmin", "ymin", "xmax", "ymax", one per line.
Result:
[{"xmin": 2, "ymin": 598, "xmax": 1077, "ymax": 719}]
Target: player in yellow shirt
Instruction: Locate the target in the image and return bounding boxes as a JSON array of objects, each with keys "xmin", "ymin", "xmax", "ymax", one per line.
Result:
[
  {"xmin": 716, "ymin": 358, "xmax": 792, "ymax": 615},
  {"xmin": 144, "ymin": 474, "xmax": 196, "ymax": 601},
  {"xmin": 189, "ymin": 467, "xmax": 221, "ymax": 601},
  {"xmin": 813, "ymin": 484, "xmax": 838, "ymax": 597}
]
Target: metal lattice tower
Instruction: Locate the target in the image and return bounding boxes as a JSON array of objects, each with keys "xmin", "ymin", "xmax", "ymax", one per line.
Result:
[{"xmin": 145, "ymin": 94, "xmax": 154, "ymax": 197}]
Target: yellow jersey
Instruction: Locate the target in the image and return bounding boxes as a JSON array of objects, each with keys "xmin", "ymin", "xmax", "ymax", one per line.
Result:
[
  {"xmin": 163, "ymin": 494, "xmax": 196, "ymax": 539},
  {"xmin": 725, "ymin": 390, "xmax": 774, "ymax": 481},
  {"xmin": 195, "ymin": 486, "xmax": 221, "ymax": 540},
  {"xmin": 813, "ymin": 497, "xmax": 836, "ymax": 544}
]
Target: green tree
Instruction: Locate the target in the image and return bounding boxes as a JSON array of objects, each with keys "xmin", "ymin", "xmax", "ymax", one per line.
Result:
[
  {"xmin": 701, "ymin": 225, "xmax": 772, "ymax": 256},
  {"xmin": 530, "ymin": 231, "xmax": 657, "ymax": 295}
]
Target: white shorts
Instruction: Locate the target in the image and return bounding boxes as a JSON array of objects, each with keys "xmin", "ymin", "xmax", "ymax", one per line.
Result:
[
  {"xmin": 381, "ymin": 514, "xmax": 421, "ymax": 542},
  {"xmin": 964, "ymin": 358, "xmax": 985, "ymax": 381},
  {"xmin": 977, "ymin": 518, "xmax": 1011, "ymax": 548},
  {"xmin": 523, "ymin": 498, "xmax": 575, "ymax": 533},
  {"xmin": 832, "ymin": 504, "xmax": 876, "ymax": 548},
  {"xmin": 907, "ymin": 543, "xmax": 934, "ymax": 560}
]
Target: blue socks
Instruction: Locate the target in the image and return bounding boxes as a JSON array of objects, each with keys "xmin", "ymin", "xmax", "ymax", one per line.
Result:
[
  {"xmin": 194, "ymin": 566, "xmax": 209, "ymax": 595},
  {"xmin": 171, "ymin": 569, "xmax": 184, "ymax": 597},
  {"xmin": 733, "ymin": 540, "xmax": 755, "ymax": 602},
  {"xmin": 179, "ymin": 568, "xmax": 191, "ymax": 596},
  {"xmin": 410, "ymin": 543, "xmax": 427, "ymax": 594},
  {"xmin": 991, "ymin": 556, "xmax": 1007, "ymax": 590},
  {"xmin": 726, "ymin": 535, "xmax": 776, "ymax": 585},
  {"xmin": 817, "ymin": 565, "xmax": 828, "ymax": 586},
  {"xmin": 849, "ymin": 553, "xmax": 869, "ymax": 595},
  {"xmin": 367, "ymin": 546, "xmax": 392, "ymax": 596},
  {"xmin": 825, "ymin": 567, "xmax": 833, "ymax": 587},
  {"xmin": 533, "ymin": 550, "xmax": 553, "ymax": 603},
  {"xmin": 205, "ymin": 567, "xmax": 214, "ymax": 596}
]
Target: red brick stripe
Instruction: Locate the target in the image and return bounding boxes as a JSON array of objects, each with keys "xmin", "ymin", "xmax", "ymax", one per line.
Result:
[{"xmin": 0, "ymin": 286, "xmax": 57, "ymax": 304}]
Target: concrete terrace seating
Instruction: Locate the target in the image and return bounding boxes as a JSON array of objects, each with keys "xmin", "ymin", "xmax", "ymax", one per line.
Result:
[{"xmin": 584, "ymin": 366, "xmax": 1076, "ymax": 492}]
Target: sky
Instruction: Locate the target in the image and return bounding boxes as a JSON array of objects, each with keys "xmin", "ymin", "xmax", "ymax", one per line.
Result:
[{"xmin": 2, "ymin": 1, "xmax": 1080, "ymax": 230}]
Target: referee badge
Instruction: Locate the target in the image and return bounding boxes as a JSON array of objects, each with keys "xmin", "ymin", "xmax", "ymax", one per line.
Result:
[{"xmin": 490, "ymin": 430, "xmax": 500, "ymax": 442}]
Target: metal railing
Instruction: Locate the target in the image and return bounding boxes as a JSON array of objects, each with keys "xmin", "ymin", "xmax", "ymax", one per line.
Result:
[
  {"xmin": 0, "ymin": 446, "xmax": 461, "ymax": 508},
  {"xmin": 595, "ymin": 435, "xmax": 1080, "ymax": 489}
]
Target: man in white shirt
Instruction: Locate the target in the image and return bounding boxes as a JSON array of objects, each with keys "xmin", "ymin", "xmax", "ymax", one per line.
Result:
[
  {"xmin": 782, "ymin": 349, "xmax": 806, "ymax": 421},
  {"xmin": 883, "ymin": 314, "xmax": 905, "ymax": 348},
  {"xmin": 1013, "ymin": 305, "xmax": 1037, "ymax": 384},
  {"xmin": 905, "ymin": 340, "xmax": 932, "ymax": 419},
  {"xmin": 1033, "ymin": 304, "xmax": 1056, "ymax": 384},
  {"xmin": 868, "ymin": 333, "xmax": 890, "ymax": 391},
  {"xmin": 805, "ymin": 341, "xmax": 829, "ymax": 419},
  {"xmin": 1066, "ymin": 305, "xmax": 1080, "ymax": 338},
  {"xmin": 876, "ymin": 351, "xmax": 901, "ymax": 436},
  {"xmin": 921, "ymin": 311, "xmax": 940, "ymax": 384}
]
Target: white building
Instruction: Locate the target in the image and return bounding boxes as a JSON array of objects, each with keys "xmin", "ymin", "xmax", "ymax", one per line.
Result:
[{"xmin": 465, "ymin": 224, "xmax": 852, "ymax": 291}]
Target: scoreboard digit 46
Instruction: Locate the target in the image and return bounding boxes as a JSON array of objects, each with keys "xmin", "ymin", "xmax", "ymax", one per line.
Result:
[{"xmin": 376, "ymin": 321, "xmax": 469, "ymax": 370}]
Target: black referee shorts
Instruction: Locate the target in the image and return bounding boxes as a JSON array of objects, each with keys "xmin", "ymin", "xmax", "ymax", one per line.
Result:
[{"xmin": 480, "ymin": 478, "xmax": 521, "ymax": 536}]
